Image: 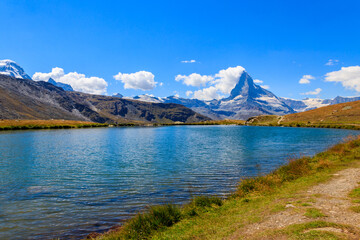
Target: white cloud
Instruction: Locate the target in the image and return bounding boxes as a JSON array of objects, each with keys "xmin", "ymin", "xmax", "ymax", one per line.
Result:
[
  {"xmin": 193, "ymin": 86, "xmax": 222, "ymax": 101},
  {"xmin": 325, "ymin": 66, "xmax": 360, "ymax": 92},
  {"xmin": 32, "ymin": 67, "xmax": 108, "ymax": 95},
  {"xmin": 299, "ymin": 75, "xmax": 315, "ymax": 84},
  {"xmin": 114, "ymin": 71, "xmax": 157, "ymax": 91},
  {"xmin": 254, "ymin": 79, "xmax": 263, "ymax": 84},
  {"xmin": 261, "ymin": 85, "xmax": 270, "ymax": 89},
  {"xmin": 212, "ymin": 66, "xmax": 246, "ymax": 94},
  {"xmin": 301, "ymin": 88, "xmax": 322, "ymax": 95},
  {"xmin": 175, "ymin": 66, "xmax": 245, "ymax": 100},
  {"xmin": 175, "ymin": 73, "xmax": 213, "ymax": 87},
  {"xmin": 181, "ymin": 60, "xmax": 196, "ymax": 63},
  {"xmin": 159, "ymin": 82, "xmax": 163, "ymax": 86},
  {"xmin": 185, "ymin": 90, "xmax": 193, "ymax": 97},
  {"xmin": 325, "ymin": 59, "xmax": 339, "ymax": 66}
]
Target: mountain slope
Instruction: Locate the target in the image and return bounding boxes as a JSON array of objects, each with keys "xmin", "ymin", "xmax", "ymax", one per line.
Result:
[
  {"xmin": 0, "ymin": 74, "xmax": 209, "ymax": 123},
  {"xmin": 246, "ymin": 100, "xmax": 360, "ymax": 126}
]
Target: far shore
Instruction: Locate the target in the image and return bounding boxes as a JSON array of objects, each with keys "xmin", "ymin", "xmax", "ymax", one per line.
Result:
[{"xmin": 2, "ymin": 118, "xmax": 360, "ymax": 132}]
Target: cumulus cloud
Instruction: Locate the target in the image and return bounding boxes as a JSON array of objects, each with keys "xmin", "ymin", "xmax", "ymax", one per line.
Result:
[
  {"xmin": 175, "ymin": 66, "xmax": 245, "ymax": 100},
  {"xmin": 261, "ymin": 85, "xmax": 270, "ymax": 90},
  {"xmin": 212, "ymin": 66, "xmax": 246, "ymax": 95},
  {"xmin": 254, "ymin": 79, "xmax": 263, "ymax": 84},
  {"xmin": 175, "ymin": 73, "xmax": 213, "ymax": 87},
  {"xmin": 185, "ymin": 90, "xmax": 193, "ymax": 97},
  {"xmin": 299, "ymin": 75, "xmax": 315, "ymax": 84},
  {"xmin": 181, "ymin": 60, "xmax": 196, "ymax": 63},
  {"xmin": 301, "ymin": 88, "xmax": 322, "ymax": 95},
  {"xmin": 114, "ymin": 71, "xmax": 157, "ymax": 91},
  {"xmin": 325, "ymin": 59, "xmax": 339, "ymax": 66},
  {"xmin": 325, "ymin": 66, "xmax": 360, "ymax": 92},
  {"xmin": 32, "ymin": 67, "xmax": 108, "ymax": 94},
  {"xmin": 193, "ymin": 86, "xmax": 222, "ymax": 101}
]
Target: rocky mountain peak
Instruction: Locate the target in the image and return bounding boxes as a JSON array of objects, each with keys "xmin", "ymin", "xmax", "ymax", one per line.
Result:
[
  {"xmin": 47, "ymin": 78, "xmax": 74, "ymax": 91},
  {"xmin": 228, "ymin": 71, "xmax": 255, "ymax": 99}
]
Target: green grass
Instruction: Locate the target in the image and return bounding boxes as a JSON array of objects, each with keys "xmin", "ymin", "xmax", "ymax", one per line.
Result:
[
  {"xmin": 349, "ymin": 187, "xmax": 360, "ymax": 199},
  {"xmin": 350, "ymin": 206, "xmax": 360, "ymax": 213},
  {"xmin": 304, "ymin": 208, "xmax": 326, "ymax": 218},
  {"xmin": 302, "ymin": 203, "xmax": 312, "ymax": 207},
  {"xmin": 0, "ymin": 119, "xmax": 108, "ymax": 131},
  {"xmin": 267, "ymin": 221, "xmax": 358, "ymax": 240},
  {"xmin": 93, "ymin": 136, "xmax": 360, "ymax": 240}
]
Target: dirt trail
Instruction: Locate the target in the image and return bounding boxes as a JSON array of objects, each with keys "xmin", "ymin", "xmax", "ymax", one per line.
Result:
[{"xmin": 228, "ymin": 167, "xmax": 360, "ymax": 239}]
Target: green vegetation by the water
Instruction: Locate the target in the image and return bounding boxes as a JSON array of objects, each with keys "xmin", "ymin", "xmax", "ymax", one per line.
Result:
[
  {"xmin": 0, "ymin": 119, "xmax": 246, "ymax": 131},
  {"xmin": 0, "ymin": 120, "xmax": 108, "ymax": 131},
  {"xmin": 92, "ymin": 135, "xmax": 360, "ymax": 240}
]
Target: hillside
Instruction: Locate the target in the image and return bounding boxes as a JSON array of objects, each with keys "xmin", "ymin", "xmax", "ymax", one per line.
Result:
[
  {"xmin": 246, "ymin": 100, "xmax": 360, "ymax": 128},
  {"xmin": 0, "ymin": 74, "xmax": 210, "ymax": 124}
]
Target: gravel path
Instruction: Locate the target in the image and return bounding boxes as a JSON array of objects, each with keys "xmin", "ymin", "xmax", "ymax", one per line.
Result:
[{"xmin": 228, "ymin": 167, "xmax": 360, "ymax": 239}]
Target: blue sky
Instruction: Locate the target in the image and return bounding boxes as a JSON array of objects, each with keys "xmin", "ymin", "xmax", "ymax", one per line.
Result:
[{"xmin": 1, "ymin": 0, "xmax": 360, "ymax": 99}]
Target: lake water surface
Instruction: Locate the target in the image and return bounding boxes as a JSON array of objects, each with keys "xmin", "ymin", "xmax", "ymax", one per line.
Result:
[{"xmin": 0, "ymin": 126, "xmax": 358, "ymax": 239}]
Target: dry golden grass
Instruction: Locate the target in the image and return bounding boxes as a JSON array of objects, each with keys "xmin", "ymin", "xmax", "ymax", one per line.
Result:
[
  {"xmin": 283, "ymin": 100, "xmax": 360, "ymax": 125},
  {"xmin": 246, "ymin": 100, "xmax": 360, "ymax": 129}
]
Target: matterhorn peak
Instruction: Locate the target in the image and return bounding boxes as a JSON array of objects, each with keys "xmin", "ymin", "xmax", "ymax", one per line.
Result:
[{"xmin": 0, "ymin": 59, "xmax": 32, "ymax": 80}]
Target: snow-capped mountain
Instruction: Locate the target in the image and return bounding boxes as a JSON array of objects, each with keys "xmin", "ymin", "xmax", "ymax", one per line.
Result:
[
  {"xmin": 112, "ymin": 93, "xmax": 124, "ymax": 98},
  {"xmin": 281, "ymin": 96, "xmax": 360, "ymax": 112},
  {"xmin": 0, "ymin": 59, "xmax": 74, "ymax": 91},
  {"xmin": 0, "ymin": 59, "xmax": 32, "ymax": 79},
  {"xmin": 212, "ymin": 71, "xmax": 295, "ymax": 119},
  {"xmin": 125, "ymin": 94, "xmax": 164, "ymax": 103}
]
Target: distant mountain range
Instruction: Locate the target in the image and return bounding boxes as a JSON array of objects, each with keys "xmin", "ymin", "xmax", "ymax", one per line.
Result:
[
  {"xmin": 119, "ymin": 71, "xmax": 296, "ymax": 120},
  {"xmin": 0, "ymin": 74, "xmax": 209, "ymax": 123},
  {"xmin": 1, "ymin": 59, "xmax": 360, "ymax": 121},
  {"xmin": 120, "ymin": 71, "xmax": 360, "ymax": 120}
]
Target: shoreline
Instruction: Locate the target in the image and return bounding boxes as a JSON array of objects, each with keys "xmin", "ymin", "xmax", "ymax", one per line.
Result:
[
  {"xmin": 0, "ymin": 119, "xmax": 245, "ymax": 131},
  {"xmin": 2, "ymin": 118, "xmax": 360, "ymax": 132},
  {"xmin": 88, "ymin": 133, "xmax": 360, "ymax": 240}
]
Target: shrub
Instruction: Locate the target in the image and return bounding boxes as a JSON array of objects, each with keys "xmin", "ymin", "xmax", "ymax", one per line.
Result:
[
  {"xmin": 276, "ymin": 157, "xmax": 311, "ymax": 181},
  {"xmin": 123, "ymin": 204, "xmax": 181, "ymax": 239},
  {"xmin": 193, "ymin": 196, "xmax": 223, "ymax": 208}
]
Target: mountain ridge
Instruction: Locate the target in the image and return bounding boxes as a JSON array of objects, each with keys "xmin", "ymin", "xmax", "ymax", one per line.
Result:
[
  {"xmin": 2, "ymin": 59, "xmax": 359, "ymax": 120},
  {"xmin": 0, "ymin": 74, "xmax": 210, "ymax": 123}
]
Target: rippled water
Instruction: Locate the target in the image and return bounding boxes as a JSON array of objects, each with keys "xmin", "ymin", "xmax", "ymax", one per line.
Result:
[{"xmin": 0, "ymin": 126, "xmax": 358, "ymax": 239}]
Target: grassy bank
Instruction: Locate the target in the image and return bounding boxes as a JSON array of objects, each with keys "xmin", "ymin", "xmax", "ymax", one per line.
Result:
[
  {"xmin": 246, "ymin": 115, "xmax": 360, "ymax": 130},
  {"xmin": 0, "ymin": 119, "xmax": 108, "ymax": 131},
  {"xmin": 246, "ymin": 100, "xmax": 360, "ymax": 130},
  {"xmin": 91, "ymin": 135, "xmax": 360, "ymax": 239},
  {"xmin": 0, "ymin": 119, "xmax": 246, "ymax": 131},
  {"xmin": 159, "ymin": 119, "xmax": 245, "ymax": 126}
]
